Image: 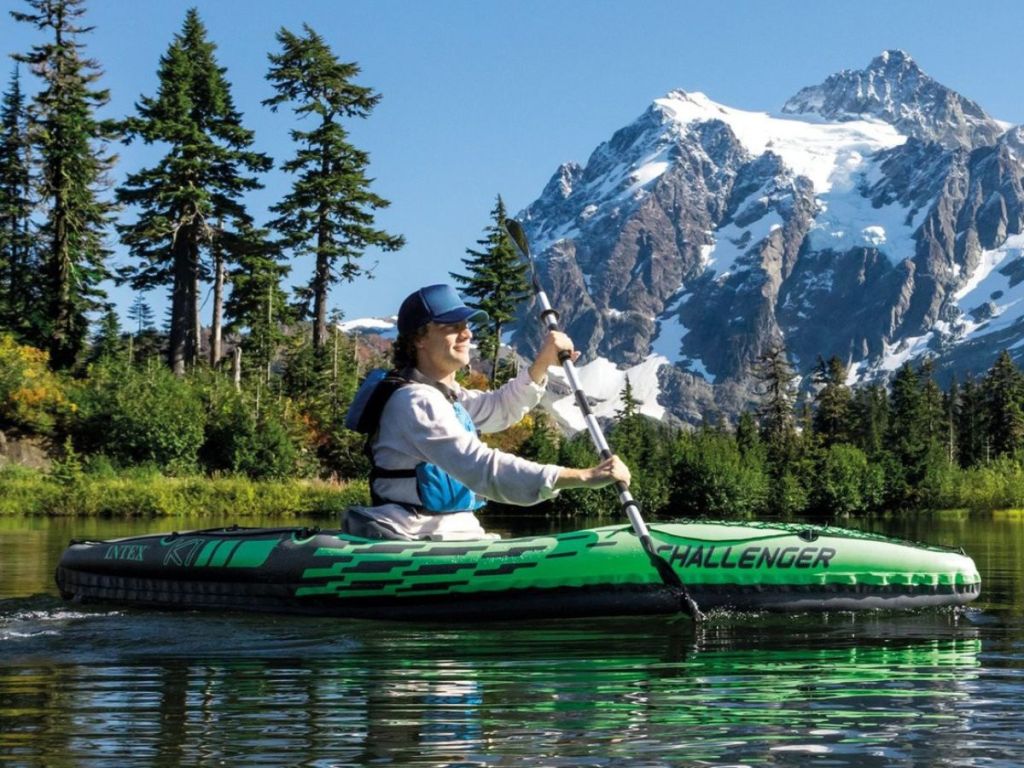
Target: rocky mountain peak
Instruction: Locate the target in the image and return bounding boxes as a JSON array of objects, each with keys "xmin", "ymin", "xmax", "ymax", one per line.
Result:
[
  {"xmin": 513, "ymin": 51, "xmax": 1024, "ymax": 432},
  {"xmin": 782, "ymin": 49, "xmax": 1004, "ymax": 150}
]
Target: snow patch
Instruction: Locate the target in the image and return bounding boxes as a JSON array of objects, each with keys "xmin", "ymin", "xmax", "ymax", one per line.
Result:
[
  {"xmin": 655, "ymin": 90, "xmax": 906, "ymax": 193},
  {"xmin": 651, "ymin": 307, "xmax": 689, "ymax": 362},
  {"xmin": 861, "ymin": 225, "xmax": 887, "ymax": 246},
  {"xmin": 705, "ymin": 211, "xmax": 784, "ymax": 279},
  {"xmin": 953, "ymin": 234, "xmax": 1024, "ymax": 339},
  {"xmin": 805, "ymin": 152, "xmax": 926, "ymax": 264},
  {"xmin": 878, "ymin": 332, "xmax": 935, "ymax": 372},
  {"xmin": 546, "ymin": 355, "xmax": 668, "ymax": 433}
]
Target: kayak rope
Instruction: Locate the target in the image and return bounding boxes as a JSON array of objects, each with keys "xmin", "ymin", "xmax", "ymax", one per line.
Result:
[{"xmin": 655, "ymin": 519, "xmax": 968, "ymax": 554}]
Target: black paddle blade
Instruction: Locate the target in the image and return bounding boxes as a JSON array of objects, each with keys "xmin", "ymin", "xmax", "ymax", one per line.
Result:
[
  {"xmin": 641, "ymin": 533, "xmax": 704, "ymax": 623},
  {"xmin": 503, "ymin": 218, "xmax": 531, "ymax": 260}
]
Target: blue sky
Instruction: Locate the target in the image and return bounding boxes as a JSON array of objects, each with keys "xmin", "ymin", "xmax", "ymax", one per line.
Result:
[{"xmin": 4, "ymin": 0, "xmax": 1023, "ymax": 325}]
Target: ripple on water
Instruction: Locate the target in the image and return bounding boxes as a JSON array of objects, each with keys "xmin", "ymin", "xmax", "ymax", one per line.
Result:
[{"xmin": 0, "ymin": 601, "xmax": 1022, "ymax": 766}]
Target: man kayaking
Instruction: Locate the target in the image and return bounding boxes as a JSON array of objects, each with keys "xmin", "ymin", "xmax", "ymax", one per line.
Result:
[{"xmin": 344, "ymin": 283, "xmax": 630, "ymax": 540}]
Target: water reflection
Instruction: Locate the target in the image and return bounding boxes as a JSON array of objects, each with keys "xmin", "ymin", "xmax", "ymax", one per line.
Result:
[
  {"xmin": 0, "ymin": 604, "xmax": 993, "ymax": 767},
  {"xmin": 2, "ymin": 513, "xmax": 1022, "ymax": 766}
]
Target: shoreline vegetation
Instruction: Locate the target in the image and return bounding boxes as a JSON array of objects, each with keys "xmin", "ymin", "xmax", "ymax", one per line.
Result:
[
  {"xmin": 3, "ymin": 463, "xmax": 1024, "ymax": 519},
  {"xmin": 9, "ymin": 331, "xmax": 1024, "ymax": 520},
  {"xmin": 0, "ymin": 466, "xmax": 368, "ymax": 518}
]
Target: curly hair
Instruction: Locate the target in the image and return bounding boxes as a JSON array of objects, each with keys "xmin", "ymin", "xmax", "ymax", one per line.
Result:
[{"xmin": 391, "ymin": 326, "xmax": 428, "ymax": 370}]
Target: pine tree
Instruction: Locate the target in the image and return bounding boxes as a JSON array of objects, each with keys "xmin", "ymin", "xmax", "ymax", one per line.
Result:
[
  {"xmin": 752, "ymin": 343, "xmax": 798, "ymax": 468},
  {"xmin": 944, "ymin": 376, "xmax": 959, "ymax": 464},
  {"xmin": 750, "ymin": 343, "xmax": 804, "ymax": 514},
  {"xmin": 885, "ymin": 360, "xmax": 934, "ymax": 505},
  {"xmin": 223, "ymin": 225, "xmax": 293, "ymax": 385},
  {"xmin": 851, "ymin": 382, "xmax": 889, "ymax": 457},
  {"xmin": 117, "ymin": 9, "xmax": 272, "ymax": 375},
  {"xmin": 735, "ymin": 411, "xmax": 762, "ymax": 458},
  {"xmin": 450, "ymin": 195, "xmax": 530, "ymax": 385},
  {"xmin": 0, "ymin": 66, "xmax": 35, "ymax": 338},
  {"xmin": 264, "ymin": 24, "xmax": 403, "ymax": 352},
  {"xmin": 12, "ymin": 0, "xmax": 116, "ymax": 368},
  {"xmin": 888, "ymin": 362, "xmax": 924, "ymax": 459},
  {"xmin": 90, "ymin": 306, "xmax": 124, "ymax": 362},
  {"xmin": 519, "ymin": 409, "xmax": 559, "ymax": 465},
  {"xmin": 983, "ymin": 350, "xmax": 1024, "ymax": 458},
  {"xmin": 126, "ymin": 293, "xmax": 154, "ymax": 334},
  {"xmin": 956, "ymin": 375, "xmax": 987, "ymax": 467},
  {"xmin": 919, "ymin": 359, "xmax": 946, "ymax": 448},
  {"xmin": 610, "ymin": 375, "xmax": 645, "ymax": 459},
  {"xmin": 811, "ymin": 355, "xmax": 852, "ymax": 447},
  {"xmin": 615, "ymin": 375, "xmax": 641, "ymax": 420}
]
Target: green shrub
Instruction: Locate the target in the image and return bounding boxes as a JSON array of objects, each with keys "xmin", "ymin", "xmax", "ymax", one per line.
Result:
[
  {"xmin": 72, "ymin": 364, "xmax": 205, "ymax": 473},
  {"xmin": 810, "ymin": 443, "xmax": 870, "ymax": 517},
  {"xmin": 549, "ymin": 433, "xmax": 618, "ymax": 518},
  {"xmin": 670, "ymin": 430, "xmax": 769, "ymax": 519},
  {"xmin": 201, "ymin": 384, "xmax": 314, "ymax": 480}
]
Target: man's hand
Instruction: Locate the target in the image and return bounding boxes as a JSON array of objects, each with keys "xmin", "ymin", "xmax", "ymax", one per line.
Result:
[{"xmin": 530, "ymin": 330, "xmax": 579, "ymax": 384}]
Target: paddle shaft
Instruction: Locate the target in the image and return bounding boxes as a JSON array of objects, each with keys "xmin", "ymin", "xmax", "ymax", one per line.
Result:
[
  {"xmin": 531, "ymin": 279, "xmax": 652, "ymax": 540},
  {"xmin": 504, "ymin": 218, "xmax": 703, "ymax": 621}
]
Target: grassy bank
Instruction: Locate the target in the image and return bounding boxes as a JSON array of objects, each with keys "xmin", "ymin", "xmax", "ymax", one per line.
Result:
[{"xmin": 0, "ymin": 466, "xmax": 369, "ymax": 518}]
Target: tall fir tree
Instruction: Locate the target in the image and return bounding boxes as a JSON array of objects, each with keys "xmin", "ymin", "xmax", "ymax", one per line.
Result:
[
  {"xmin": 735, "ymin": 411, "xmax": 762, "ymax": 459},
  {"xmin": 918, "ymin": 359, "xmax": 946, "ymax": 449},
  {"xmin": 126, "ymin": 293, "xmax": 154, "ymax": 334},
  {"xmin": 851, "ymin": 382, "xmax": 889, "ymax": 457},
  {"xmin": 812, "ymin": 355, "xmax": 852, "ymax": 447},
  {"xmin": 751, "ymin": 344, "xmax": 805, "ymax": 514},
  {"xmin": 614, "ymin": 375, "xmax": 642, "ymax": 420},
  {"xmin": 944, "ymin": 376, "xmax": 959, "ymax": 464},
  {"xmin": 89, "ymin": 306, "xmax": 124, "ymax": 362},
  {"xmin": 610, "ymin": 375, "xmax": 645, "ymax": 459},
  {"xmin": 450, "ymin": 195, "xmax": 530, "ymax": 385},
  {"xmin": 886, "ymin": 360, "xmax": 933, "ymax": 504},
  {"xmin": 223, "ymin": 224, "xmax": 293, "ymax": 384},
  {"xmin": 956, "ymin": 375, "xmax": 988, "ymax": 467},
  {"xmin": 117, "ymin": 8, "xmax": 271, "ymax": 375},
  {"xmin": 752, "ymin": 343, "xmax": 798, "ymax": 469},
  {"xmin": 12, "ymin": 0, "xmax": 116, "ymax": 368},
  {"xmin": 519, "ymin": 409, "xmax": 559, "ymax": 465},
  {"xmin": 264, "ymin": 24, "xmax": 403, "ymax": 353},
  {"xmin": 983, "ymin": 350, "xmax": 1024, "ymax": 458},
  {"xmin": 0, "ymin": 66, "xmax": 36, "ymax": 338},
  {"xmin": 888, "ymin": 363, "xmax": 924, "ymax": 456}
]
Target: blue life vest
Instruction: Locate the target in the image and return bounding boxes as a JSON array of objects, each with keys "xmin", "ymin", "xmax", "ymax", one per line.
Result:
[{"xmin": 346, "ymin": 369, "xmax": 484, "ymax": 513}]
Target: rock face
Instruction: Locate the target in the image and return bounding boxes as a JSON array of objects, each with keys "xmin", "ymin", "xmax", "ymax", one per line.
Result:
[
  {"xmin": 781, "ymin": 50, "xmax": 1005, "ymax": 150},
  {"xmin": 514, "ymin": 50, "xmax": 1024, "ymax": 426},
  {"xmin": 0, "ymin": 430, "xmax": 51, "ymax": 470}
]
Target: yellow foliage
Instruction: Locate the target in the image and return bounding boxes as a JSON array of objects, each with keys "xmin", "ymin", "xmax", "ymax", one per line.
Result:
[
  {"xmin": 459, "ymin": 369, "xmax": 491, "ymax": 392},
  {"xmin": 0, "ymin": 334, "xmax": 69, "ymax": 434},
  {"xmin": 481, "ymin": 411, "xmax": 537, "ymax": 453}
]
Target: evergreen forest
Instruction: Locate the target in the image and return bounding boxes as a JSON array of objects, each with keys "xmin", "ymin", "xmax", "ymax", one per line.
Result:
[{"xmin": 4, "ymin": 1, "xmax": 1024, "ymax": 521}]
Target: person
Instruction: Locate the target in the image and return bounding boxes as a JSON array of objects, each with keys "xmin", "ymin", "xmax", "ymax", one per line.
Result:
[{"xmin": 343, "ymin": 283, "xmax": 631, "ymax": 541}]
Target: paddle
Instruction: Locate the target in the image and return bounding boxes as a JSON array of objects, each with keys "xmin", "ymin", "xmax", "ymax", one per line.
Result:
[{"xmin": 503, "ymin": 217, "xmax": 703, "ymax": 622}]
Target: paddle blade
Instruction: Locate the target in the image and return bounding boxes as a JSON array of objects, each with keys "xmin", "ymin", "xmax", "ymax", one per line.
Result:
[{"xmin": 503, "ymin": 218, "xmax": 531, "ymax": 260}]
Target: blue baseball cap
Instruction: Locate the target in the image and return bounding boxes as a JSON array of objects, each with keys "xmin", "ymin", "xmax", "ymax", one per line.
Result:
[{"xmin": 397, "ymin": 284, "xmax": 488, "ymax": 335}]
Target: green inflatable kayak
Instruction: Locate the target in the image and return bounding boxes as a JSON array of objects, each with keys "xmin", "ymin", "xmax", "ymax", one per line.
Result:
[{"xmin": 55, "ymin": 520, "xmax": 980, "ymax": 620}]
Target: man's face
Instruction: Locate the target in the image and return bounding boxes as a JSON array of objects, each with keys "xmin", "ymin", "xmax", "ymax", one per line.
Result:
[{"xmin": 416, "ymin": 320, "xmax": 472, "ymax": 375}]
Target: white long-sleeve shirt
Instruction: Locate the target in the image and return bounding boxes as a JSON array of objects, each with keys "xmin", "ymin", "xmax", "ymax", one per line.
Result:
[{"xmin": 371, "ymin": 368, "xmax": 561, "ymax": 509}]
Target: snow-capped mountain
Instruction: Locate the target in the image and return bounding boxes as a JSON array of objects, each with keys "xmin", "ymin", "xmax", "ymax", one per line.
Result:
[
  {"xmin": 336, "ymin": 317, "xmax": 397, "ymax": 339},
  {"xmin": 514, "ymin": 50, "xmax": 1024, "ymax": 429}
]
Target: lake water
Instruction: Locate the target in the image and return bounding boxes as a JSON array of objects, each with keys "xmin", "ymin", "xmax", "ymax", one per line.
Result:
[{"xmin": 1, "ymin": 512, "xmax": 1022, "ymax": 767}]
